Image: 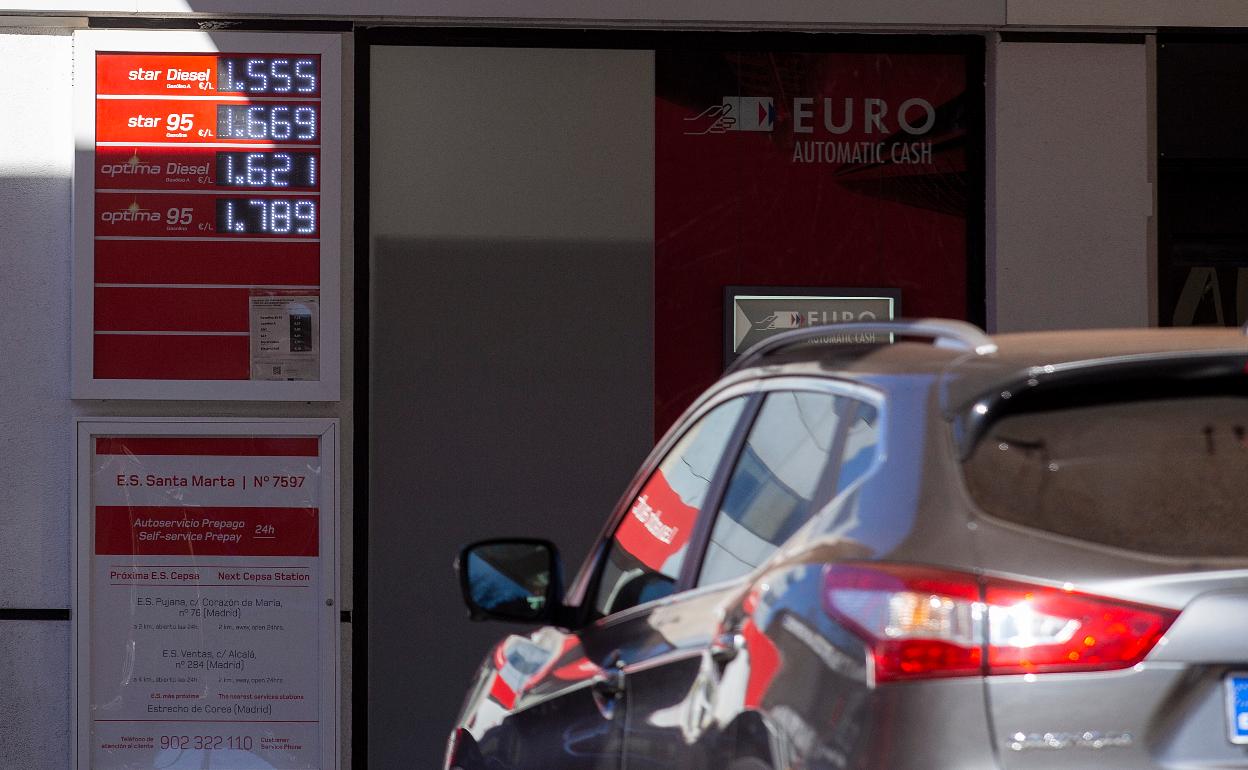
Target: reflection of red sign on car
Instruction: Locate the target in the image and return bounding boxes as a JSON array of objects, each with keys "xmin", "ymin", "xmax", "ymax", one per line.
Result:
[
  {"xmin": 613, "ymin": 469, "xmax": 697, "ymax": 573},
  {"xmin": 485, "ymin": 635, "xmax": 582, "ymax": 711},
  {"xmin": 739, "ymin": 589, "xmax": 781, "ymax": 709}
]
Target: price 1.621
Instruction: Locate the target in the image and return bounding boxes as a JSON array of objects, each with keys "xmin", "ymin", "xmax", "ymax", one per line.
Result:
[{"xmin": 217, "ymin": 152, "xmax": 318, "ymax": 189}]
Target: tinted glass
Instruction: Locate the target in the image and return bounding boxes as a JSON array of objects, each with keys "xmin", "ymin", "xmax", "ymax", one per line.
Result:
[
  {"xmin": 963, "ymin": 396, "xmax": 1248, "ymax": 558},
  {"xmin": 835, "ymin": 403, "xmax": 880, "ymax": 494},
  {"xmin": 593, "ymin": 397, "xmax": 747, "ymax": 617},
  {"xmin": 698, "ymin": 391, "xmax": 843, "ymax": 586}
]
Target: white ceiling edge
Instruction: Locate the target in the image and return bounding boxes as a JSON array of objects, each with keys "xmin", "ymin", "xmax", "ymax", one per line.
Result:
[
  {"xmin": 2, "ymin": 0, "xmax": 1009, "ymax": 26},
  {"xmin": 9, "ymin": 0, "xmax": 1248, "ymax": 29}
]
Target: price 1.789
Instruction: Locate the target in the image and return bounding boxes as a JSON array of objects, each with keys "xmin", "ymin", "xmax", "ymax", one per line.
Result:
[{"xmin": 216, "ymin": 198, "xmax": 317, "ymax": 235}]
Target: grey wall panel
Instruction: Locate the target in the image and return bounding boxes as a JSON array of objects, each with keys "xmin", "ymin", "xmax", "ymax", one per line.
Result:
[
  {"xmin": 369, "ymin": 237, "xmax": 653, "ymax": 762},
  {"xmin": 0, "ymin": 621, "xmax": 70, "ymax": 769},
  {"xmin": 369, "ymin": 46, "xmax": 655, "ymax": 763},
  {"xmin": 1008, "ymin": 0, "xmax": 1248, "ymax": 27},
  {"xmin": 993, "ymin": 41, "xmax": 1150, "ymax": 332},
  {"xmin": 370, "ymin": 46, "xmax": 653, "ymax": 242}
]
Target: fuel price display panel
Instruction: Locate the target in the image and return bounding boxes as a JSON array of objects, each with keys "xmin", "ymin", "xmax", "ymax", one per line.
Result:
[{"xmin": 73, "ymin": 32, "xmax": 341, "ymax": 400}]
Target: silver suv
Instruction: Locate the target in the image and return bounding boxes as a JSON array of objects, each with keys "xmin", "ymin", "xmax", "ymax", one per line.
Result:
[{"xmin": 448, "ymin": 319, "xmax": 1248, "ymax": 770}]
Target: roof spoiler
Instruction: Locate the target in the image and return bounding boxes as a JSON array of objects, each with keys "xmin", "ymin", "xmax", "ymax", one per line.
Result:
[
  {"xmin": 727, "ymin": 318, "xmax": 997, "ymax": 374},
  {"xmin": 951, "ymin": 351, "xmax": 1248, "ymax": 459}
]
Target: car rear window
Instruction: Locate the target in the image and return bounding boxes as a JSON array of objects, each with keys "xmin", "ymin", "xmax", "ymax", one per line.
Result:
[{"xmin": 962, "ymin": 395, "xmax": 1248, "ymax": 558}]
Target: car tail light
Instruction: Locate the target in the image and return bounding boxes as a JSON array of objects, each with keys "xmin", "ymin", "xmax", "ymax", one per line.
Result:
[{"xmin": 822, "ymin": 563, "xmax": 1178, "ymax": 684}]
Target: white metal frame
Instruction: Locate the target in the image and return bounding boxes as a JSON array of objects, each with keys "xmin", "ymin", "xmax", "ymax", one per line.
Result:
[
  {"xmin": 72, "ymin": 417, "xmax": 341, "ymax": 770},
  {"xmin": 71, "ymin": 30, "xmax": 342, "ymax": 400}
]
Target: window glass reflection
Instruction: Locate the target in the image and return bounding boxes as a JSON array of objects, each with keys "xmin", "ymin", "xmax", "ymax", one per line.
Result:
[
  {"xmin": 593, "ymin": 397, "xmax": 747, "ymax": 616},
  {"xmin": 698, "ymin": 391, "xmax": 842, "ymax": 586}
]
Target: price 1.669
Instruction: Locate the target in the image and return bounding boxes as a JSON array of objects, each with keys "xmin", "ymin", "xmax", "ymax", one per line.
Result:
[{"xmin": 217, "ymin": 104, "xmax": 318, "ymax": 142}]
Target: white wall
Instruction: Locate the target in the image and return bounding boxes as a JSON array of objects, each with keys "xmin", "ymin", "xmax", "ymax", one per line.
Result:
[
  {"xmin": 992, "ymin": 39, "xmax": 1152, "ymax": 332},
  {"xmin": 0, "ymin": 32, "xmax": 75, "ymax": 770},
  {"xmin": 0, "ymin": 28, "xmax": 355, "ymax": 769}
]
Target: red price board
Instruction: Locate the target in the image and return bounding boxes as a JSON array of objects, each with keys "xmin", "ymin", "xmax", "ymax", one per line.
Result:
[
  {"xmin": 74, "ymin": 33, "xmax": 340, "ymax": 399},
  {"xmin": 96, "ymin": 52, "xmax": 322, "ymax": 97}
]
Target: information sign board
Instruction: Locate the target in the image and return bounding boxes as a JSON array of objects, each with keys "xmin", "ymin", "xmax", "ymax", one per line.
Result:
[
  {"xmin": 725, "ymin": 287, "xmax": 900, "ymax": 366},
  {"xmin": 74, "ymin": 418, "xmax": 339, "ymax": 770},
  {"xmin": 72, "ymin": 31, "xmax": 341, "ymax": 399}
]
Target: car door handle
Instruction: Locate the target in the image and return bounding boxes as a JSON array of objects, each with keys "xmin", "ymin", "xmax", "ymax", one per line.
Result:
[
  {"xmin": 590, "ymin": 658, "xmax": 626, "ymax": 720},
  {"xmin": 709, "ymin": 630, "xmax": 745, "ymax": 664},
  {"xmin": 592, "ymin": 663, "xmax": 626, "ymax": 699}
]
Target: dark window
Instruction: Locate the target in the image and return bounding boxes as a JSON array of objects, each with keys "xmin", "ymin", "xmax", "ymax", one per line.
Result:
[
  {"xmin": 592, "ymin": 397, "xmax": 746, "ymax": 617},
  {"xmin": 1158, "ymin": 41, "xmax": 1248, "ymax": 327},
  {"xmin": 697, "ymin": 391, "xmax": 845, "ymax": 586},
  {"xmin": 963, "ymin": 395, "xmax": 1248, "ymax": 558}
]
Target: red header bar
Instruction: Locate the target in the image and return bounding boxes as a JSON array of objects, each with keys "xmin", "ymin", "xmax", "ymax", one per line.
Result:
[
  {"xmin": 95, "ymin": 506, "xmax": 319, "ymax": 557},
  {"xmin": 95, "ymin": 437, "xmax": 319, "ymax": 456},
  {"xmin": 96, "ymin": 99, "xmax": 320, "ymax": 145},
  {"xmin": 97, "ymin": 99, "xmax": 222, "ymax": 144},
  {"xmin": 96, "ymin": 53, "xmax": 321, "ymax": 98},
  {"xmin": 97, "ymin": 53, "xmax": 221, "ymax": 97}
]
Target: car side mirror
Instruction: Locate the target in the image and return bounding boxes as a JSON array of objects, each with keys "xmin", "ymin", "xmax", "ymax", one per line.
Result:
[{"xmin": 456, "ymin": 538, "xmax": 563, "ymax": 624}]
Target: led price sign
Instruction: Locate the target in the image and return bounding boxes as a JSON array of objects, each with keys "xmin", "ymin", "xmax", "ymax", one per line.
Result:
[
  {"xmin": 216, "ymin": 103, "xmax": 320, "ymax": 141},
  {"xmin": 74, "ymin": 32, "xmax": 340, "ymax": 400},
  {"xmin": 217, "ymin": 151, "xmax": 318, "ymax": 188},
  {"xmin": 217, "ymin": 55, "xmax": 320, "ymax": 95},
  {"xmin": 218, "ymin": 197, "xmax": 319, "ymax": 235}
]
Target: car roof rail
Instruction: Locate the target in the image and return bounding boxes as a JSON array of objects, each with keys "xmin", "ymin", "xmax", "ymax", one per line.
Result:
[{"xmin": 727, "ymin": 318, "xmax": 998, "ymax": 373}]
